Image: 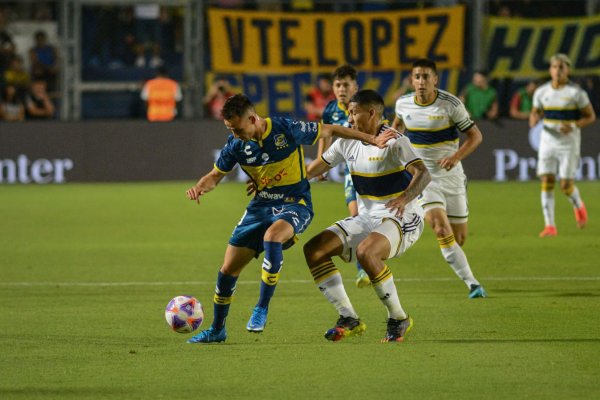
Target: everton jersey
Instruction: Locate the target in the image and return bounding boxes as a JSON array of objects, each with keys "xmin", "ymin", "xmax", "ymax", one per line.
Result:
[{"xmin": 215, "ymin": 117, "xmax": 321, "ymax": 206}]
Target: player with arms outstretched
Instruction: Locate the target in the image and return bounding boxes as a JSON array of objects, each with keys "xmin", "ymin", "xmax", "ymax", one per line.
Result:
[
  {"xmin": 186, "ymin": 94, "xmax": 393, "ymax": 343},
  {"xmin": 393, "ymin": 58, "xmax": 486, "ymax": 298}
]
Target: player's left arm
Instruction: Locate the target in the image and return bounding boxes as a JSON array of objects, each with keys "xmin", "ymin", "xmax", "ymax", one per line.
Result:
[
  {"xmin": 321, "ymin": 124, "xmax": 394, "ymax": 148},
  {"xmin": 385, "ymin": 160, "xmax": 431, "ymax": 217},
  {"xmin": 575, "ymin": 104, "xmax": 596, "ymax": 129},
  {"xmin": 438, "ymin": 124, "xmax": 483, "ymax": 171}
]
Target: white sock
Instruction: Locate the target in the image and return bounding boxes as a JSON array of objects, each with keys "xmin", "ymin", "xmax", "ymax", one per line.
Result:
[
  {"xmin": 371, "ymin": 266, "xmax": 407, "ymax": 320},
  {"xmin": 314, "ymin": 269, "xmax": 358, "ymax": 319},
  {"xmin": 566, "ymin": 186, "xmax": 583, "ymax": 209},
  {"xmin": 541, "ymin": 190, "xmax": 555, "ymax": 226},
  {"xmin": 439, "ymin": 235, "xmax": 478, "ymax": 288}
]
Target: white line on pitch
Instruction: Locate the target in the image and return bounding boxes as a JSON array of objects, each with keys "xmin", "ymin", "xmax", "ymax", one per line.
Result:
[{"xmin": 1, "ymin": 276, "xmax": 599, "ymax": 287}]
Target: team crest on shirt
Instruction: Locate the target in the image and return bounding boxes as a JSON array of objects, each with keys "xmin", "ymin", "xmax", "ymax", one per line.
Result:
[{"xmin": 274, "ymin": 134, "xmax": 288, "ymax": 149}]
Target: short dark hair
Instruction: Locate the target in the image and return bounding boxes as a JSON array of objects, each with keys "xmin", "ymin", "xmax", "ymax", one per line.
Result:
[
  {"xmin": 332, "ymin": 64, "xmax": 357, "ymax": 81},
  {"xmin": 349, "ymin": 89, "xmax": 384, "ymax": 113},
  {"xmin": 221, "ymin": 93, "xmax": 254, "ymax": 120},
  {"xmin": 412, "ymin": 58, "xmax": 437, "ymax": 74}
]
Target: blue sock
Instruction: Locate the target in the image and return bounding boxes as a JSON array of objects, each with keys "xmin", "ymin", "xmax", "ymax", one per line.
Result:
[
  {"xmin": 211, "ymin": 271, "xmax": 238, "ymax": 331},
  {"xmin": 257, "ymin": 241, "xmax": 283, "ymax": 309}
]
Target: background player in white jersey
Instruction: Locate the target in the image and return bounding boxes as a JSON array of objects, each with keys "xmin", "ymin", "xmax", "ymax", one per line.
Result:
[
  {"xmin": 529, "ymin": 53, "xmax": 596, "ymax": 237},
  {"xmin": 392, "ymin": 58, "xmax": 486, "ymax": 299},
  {"xmin": 304, "ymin": 89, "xmax": 431, "ymax": 343}
]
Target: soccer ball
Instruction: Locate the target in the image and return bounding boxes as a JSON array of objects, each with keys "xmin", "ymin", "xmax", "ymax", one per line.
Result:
[{"xmin": 165, "ymin": 295, "xmax": 204, "ymax": 333}]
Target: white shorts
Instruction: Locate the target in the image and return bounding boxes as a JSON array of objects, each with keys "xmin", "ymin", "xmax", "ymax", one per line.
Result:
[
  {"xmin": 326, "ymin": 212, "xmax": 424, "ymax": 262},
  {"xmin": 418, "ymin": 178, "xmax": 469, "ymax": 224},
  {"xmin": 537, "ymin": 143, "xmax": 580, "ymax": 179}
]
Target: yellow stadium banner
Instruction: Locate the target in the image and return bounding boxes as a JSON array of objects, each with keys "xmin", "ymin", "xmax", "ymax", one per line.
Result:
[
  {"xmin": 208, "ymin": 6, "xmax": 465, "ymax": 73},
  {"xmin": 486, "ymin": 15, "xmax": 600, "ymax": 78}
]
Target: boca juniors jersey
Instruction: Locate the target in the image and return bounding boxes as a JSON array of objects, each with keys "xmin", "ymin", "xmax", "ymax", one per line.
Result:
[
  {"xmin": 215, "ymin": 117, "xmax": 321, "ymax": 207},
  {"xmin": 321, "ymin": 125, "xmax": 423, "ymax": 219}
]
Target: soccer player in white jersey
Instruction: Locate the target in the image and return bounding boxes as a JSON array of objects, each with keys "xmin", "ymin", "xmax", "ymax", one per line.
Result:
[
  {"xmin": 304, "ymin": 89, "xmax": 431, "ymax": 343},
  {"xmin": 529, "ymin": 53, "xmax": 596, "ymax": 237},
  {"xmin": 392, "ymin": 58, "xmax": 487, "ymax": 299}
]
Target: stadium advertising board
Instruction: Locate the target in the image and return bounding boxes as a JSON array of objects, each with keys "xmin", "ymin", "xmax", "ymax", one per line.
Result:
[
  {"xmin": 208, "ymin": 6, "xmax": 465, "ymax": 73},
  {"xmin": 486, "ymin": 14, "xmax": 600, "ymax": 78},
  {"xmin": 1, "ymin": 120, "xmax": 599, "ymax": 184}
]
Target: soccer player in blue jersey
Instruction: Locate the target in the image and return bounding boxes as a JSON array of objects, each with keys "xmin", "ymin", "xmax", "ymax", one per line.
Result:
[
  {"xmin": 529, "ymin": 53, "xmax": 596, "ymax": 237},
  {"xmin": 185, "ymin": 94, "xmax": 393, "ymax": 344},
  {"xmin": 393, "ymin": 58, "xmax": 487, "ymax": 299},
  {"xmin": 318, "ymin": 64, "xmax": 371, "ymax": 288},
  {"xmin": 304, "ymin": 89, "xmax": 431, "ymax": 342}
]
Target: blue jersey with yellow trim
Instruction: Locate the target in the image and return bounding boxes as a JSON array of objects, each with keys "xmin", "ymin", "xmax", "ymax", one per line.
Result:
[
  {"xmin": 215, "ymin": 117, "xmax": 321, "ymax": 206},
  {"xmin": 322, "ymin": 100, "xmax": 350, "ymax": 127},
  {"xmin": 321, "ymin": 124, "xmax": 423, "ymax": 219},
  {"xmin": 394, "ymin": 89, "xmax": 474, "ymax": 180}
]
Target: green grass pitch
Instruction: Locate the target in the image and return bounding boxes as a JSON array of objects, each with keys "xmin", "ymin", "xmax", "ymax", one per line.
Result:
[{"xmin": 1, "ymin": 181, "xmax": 599, "ymax": 399}]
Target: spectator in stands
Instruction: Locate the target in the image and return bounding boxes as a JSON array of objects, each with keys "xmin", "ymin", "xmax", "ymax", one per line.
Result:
[
  {"xmin": 509, "ymin": 80, "xmax": 539, "ymax": 120},
  {"xmin": 26, "ymin": 79, "xmax": 55, "ymax": 119},
  {"xmin": 4, "ymin": 55, "xmax": 30, "ymax": 99},
  {"xmin": 0, "ymin": 84, "xmax": 24, "ymax": 121},
  {"xmin": 460, "ymin": 71, "xmax": 499, "ymax": 120},
  {"xmin": 0, "ymin": 11, "xmax": 15, "ymax": 73},
  {"xmin": 140, "ymin": 66, "xmax": 182, "ymax": 121},
  {"xmin": 203, "ymin": 77, "xmax": 234, "ymax": 120},
  {"xmin": 304, "ymin": 73, "xmax": 335, "ymax": 121},
  {"xmin": 29, "ymin": 30, "xmax": 59, "ymax": 93}
]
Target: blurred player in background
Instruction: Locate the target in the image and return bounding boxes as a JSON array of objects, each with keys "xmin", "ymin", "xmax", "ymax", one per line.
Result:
[
  {"xmin": 304, "ymin": 89, "xmax": 430, "ymax": 343},
  {"xmin": 318, "ymin": 64, "xmax": 371, "ymax": 288},
  {"xmin": 529, "ymin": 53, "xmax": 596, "ymax": 237},
  {"xmin": 393, "ymin": 58, "xmax": 487, "ymax": 299},
  {"xmin": 186, "ymin": 93, "xmax": 393, "ymax": 344}
]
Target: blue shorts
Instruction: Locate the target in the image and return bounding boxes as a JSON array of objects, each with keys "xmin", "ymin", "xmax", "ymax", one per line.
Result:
[
  {"xmin": 229, "ymin": 202, "xmax": 314, "ymax": 256},
  {"xmin": 343, "ymin": 164, "xmax": 357, "ymax": 205}
]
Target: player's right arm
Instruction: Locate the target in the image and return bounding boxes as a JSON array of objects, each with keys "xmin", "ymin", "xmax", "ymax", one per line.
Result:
[
  {"xmin": 186, "ymin": 168, "xmax": 226, "ymax": 204},
  {"xmin": 529, "ymin": 106, "xmax": 542, "ymax": 128}
]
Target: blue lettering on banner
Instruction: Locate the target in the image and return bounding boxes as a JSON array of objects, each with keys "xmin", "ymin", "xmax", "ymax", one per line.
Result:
[
  {"xmin": 316, "ymin": 19, "xmax": 336, "ymax": 67},
  {"xmin": 371, "ymin": 19, "xmax": 392, "ymax": 66},
  {"xmin": 399, "ymin": 17, "xmax": 419, "ymax": 64},
  {"xmin": 426, "ymin": 15, "xmax": 449, "ymax": 62},
  {"xmin": 252, "ymin": 19, "xmax": 273, "ymax": 65},
  {"xmin": 224, "ymin": 17, "xmax": 244, "ymax": 63},
  {"xmin": 343, "ymin": 21, "xmax": 365, "ymax": 66}
]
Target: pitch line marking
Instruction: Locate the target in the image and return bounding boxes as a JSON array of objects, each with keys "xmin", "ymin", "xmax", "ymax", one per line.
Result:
[{"xmin": 1, "ymin": 276, "xmax": 600, "ymax": 287}]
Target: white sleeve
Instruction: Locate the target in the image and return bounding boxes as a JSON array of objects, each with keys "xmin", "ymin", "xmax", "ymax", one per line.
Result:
[
  {"xmin": 576, "ymin": 87, "xmax": 591, "ymax": 109},
  {"xmin": 532, "ymin": 87, "xmax": 542, "ymax": 109},
  {"xmin": 140, "ymin": 84, "xmax": 149, "ymax": 100},
  {"xmin": 449, "ymin": 99, "xmax": 475, "ymax": 132},
  {"xmin": 393, "ymin": 136, "xmax": 421, "ymax": 166},
  {"xmin": 394, "ymin": 98, "xmax": 404, "ymax": 120},
  {"xmin": 321, "ymin": 138, "xmax": 346, "ymax": 167}
]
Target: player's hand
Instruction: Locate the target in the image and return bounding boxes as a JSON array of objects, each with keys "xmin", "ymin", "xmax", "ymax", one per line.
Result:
[
  {"xmin": 385, "ymin": 195, "xmax": 408, "ymax": 218},
  {"xmin": 559, "ymin": 122, "xmax": 574, "ymax": 135},
  {"xmin": 374, "ymin": 129, "xmax": 397, "ymax": 148},
  {"xmin": 186, "ymin": 186, "xmax": 204, "ymax": 204},
  {"xmin": 438, "ymin": 155, "xmax": 460, "ymax": 171},
  {"xmin": 246, "ymin": 179, "xmax": 257, "ymax": 196}
]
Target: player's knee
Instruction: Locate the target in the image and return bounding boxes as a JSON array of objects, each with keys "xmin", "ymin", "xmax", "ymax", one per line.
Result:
[
  {"xmin": 433, "ymin": 224, "xmax": 452, "ymax": 239},
  {"xmin": 356, "ymin": 241, "xmax": 377, "ymax": 266},
  {"xmin": 303, "ymin": 238, "xmax": 325, "ymax": 266},
  {"xmin": 560, "ymin": 181, "xmax": 573, "ymax": 194}
]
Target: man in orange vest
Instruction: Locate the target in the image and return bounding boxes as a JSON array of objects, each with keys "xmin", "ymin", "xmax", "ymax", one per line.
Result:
[{"xmin": 140, "ymin": 67, "xmax": 182, "ymax": 121}]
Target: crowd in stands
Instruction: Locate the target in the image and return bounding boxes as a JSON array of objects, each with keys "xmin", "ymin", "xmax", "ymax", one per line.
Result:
[{"xmin": 0, "ymin": 6, "xmax": 57, "ymax": 122}]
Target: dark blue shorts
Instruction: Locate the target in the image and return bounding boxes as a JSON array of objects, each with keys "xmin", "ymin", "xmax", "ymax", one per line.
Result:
[{"xmin": 229, "ymin": 202, "xmax": 314, "ymax": 255}]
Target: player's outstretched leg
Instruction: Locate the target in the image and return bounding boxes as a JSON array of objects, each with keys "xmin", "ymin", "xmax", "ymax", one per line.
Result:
[
  {"xmin": 188, "ymin": 271, "xmax": 236, "ymax": 344},
  {"xmin": 187, "ymin": 326, "xmax": 227, "ymax": 344},
  {"xmin": 324, "ymin": 315, "xmax": 367, "ymax": 341}
]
